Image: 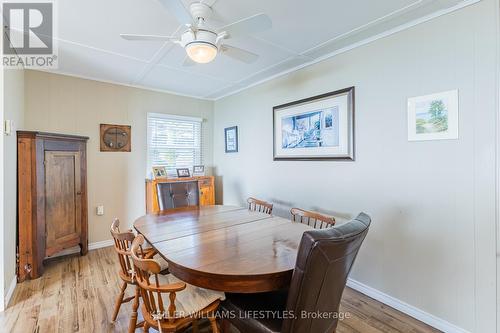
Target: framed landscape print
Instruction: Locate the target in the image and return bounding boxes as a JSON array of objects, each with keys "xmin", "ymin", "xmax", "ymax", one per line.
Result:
[
  {"xmin": 273, "ymin": 87, "xmax": 355, "ymax": 160},
  {"xmin": 225, "ymin": 126, "xmax": 238, "ymax": 153},
  {"xmin": 407, "ymin": 90, "xmax": 458, "ymax": 141}
]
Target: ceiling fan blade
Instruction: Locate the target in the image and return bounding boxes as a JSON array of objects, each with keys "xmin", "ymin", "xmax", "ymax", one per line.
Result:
[
  {"xmin": 120, "ymin": 34, "xmax": 176, "ymax": 41},
  {"xmin": 157, "ymin": 0, "xmax": 193, "ymax": 26},
  {"xmin": 183, "ymin": 56, "xmax": 196, "ymax": 67},
  {"xmin": 218, "ymin": 13, "xmax": 271, "ymax": 39},
  {"xmin": 221, "ymin": 45, "xmax": 259, "ymax": 64}
]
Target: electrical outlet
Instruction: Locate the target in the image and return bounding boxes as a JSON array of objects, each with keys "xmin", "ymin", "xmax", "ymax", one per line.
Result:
[
  {"xmin": 96, "ymin": 205, "xmax": 104, "ymax": 216},
  {"xmin": 4, "ymin": 120, "xmax": 13, "ymax": 136}
]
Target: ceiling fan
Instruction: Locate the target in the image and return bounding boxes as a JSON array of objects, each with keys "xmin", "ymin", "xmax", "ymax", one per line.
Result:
[{"xmin": 120, "ymin": 0, "xmax": 272, "ymax": 65}]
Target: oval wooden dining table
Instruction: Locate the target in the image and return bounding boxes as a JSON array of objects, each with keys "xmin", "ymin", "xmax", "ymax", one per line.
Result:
[{"xmin": 133, "ymin": 205, "xmax": 313, "ymax": 293}]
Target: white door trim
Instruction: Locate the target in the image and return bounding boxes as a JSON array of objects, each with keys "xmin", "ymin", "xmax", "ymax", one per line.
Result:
[{"xmin": 0, "ymin": 54, "xmax": 5, "ymax": 312}]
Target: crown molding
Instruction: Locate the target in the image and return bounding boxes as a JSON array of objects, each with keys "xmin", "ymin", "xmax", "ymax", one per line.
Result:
[{"xmin": 30, "ymin": 68, "xmax": 214, "ymax": 101}]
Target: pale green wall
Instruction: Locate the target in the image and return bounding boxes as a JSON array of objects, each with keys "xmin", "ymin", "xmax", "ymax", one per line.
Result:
[{"xmin": 213, "ymin": 1, "xmax": 498, "ymax": 331}]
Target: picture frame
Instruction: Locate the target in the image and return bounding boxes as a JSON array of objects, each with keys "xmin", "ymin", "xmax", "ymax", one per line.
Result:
[
  {"xmin": 176, "ymin": 168, "xmax": 191, "ymax": 178},
  {"xmin": 407, "ymin": 90, "xmax": 459, "ymax": 141},
  {"xmin": 152, "ymin": 166, "xmax": 167, "ymax": 179},
  {"xmin": 225, "ymin": 126, "xmax": 238, "ymax": 153},
  {"xmin": 193, "ymin": 165, "xmax": 205, "ymax": 176},
  {"xmin": 100, "ymin": 124, "xmax": 131, "ymax": 152},
  {"xmin": 273, "ymin": 87, "xmax": 355, "ymax": 160}
]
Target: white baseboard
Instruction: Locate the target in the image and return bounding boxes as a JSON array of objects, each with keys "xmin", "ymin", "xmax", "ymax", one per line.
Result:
[
  {"xmin": 346, "ymin": 278, "xmax": 470, "ymax": 333},
  {"xmin": 5, "ymin": 276, "xmax": 17, "ymax": 308},
  {"xmin": 88, "ymin": 239, "xmax": 114, "ymax": 250},
  {"xmin": 45, "ymin": 239, "xmax": 114, "ymax": 259}
]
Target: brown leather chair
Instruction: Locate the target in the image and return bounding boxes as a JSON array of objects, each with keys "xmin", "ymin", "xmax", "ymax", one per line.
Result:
[
  {"xmin": 218, "ymin": 212, "xmax": 371, "ymax": 333},
  {"xmin": 157, "ymin": 181, "xmax": 199, "ymax": 210}
]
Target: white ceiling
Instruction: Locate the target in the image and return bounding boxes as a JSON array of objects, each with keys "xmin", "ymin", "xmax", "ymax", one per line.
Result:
[{"xmin": 42, "ymin": 0, "xmax": 474, "ymax": 99}]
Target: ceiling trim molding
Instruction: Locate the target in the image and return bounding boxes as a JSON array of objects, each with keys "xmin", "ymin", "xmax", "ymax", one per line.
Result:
[
  {"xmin": 157, "ymin": 62, "xmax": 233, "ymax": 83},
  {"xmin": 31, "ymin": 68, "xmax": 214, "ymax": 101},
  {"xmin": 11, "ymin": 29, "xmax": 152, "ymax": 63},
  {"xmin": 300, "ymin": 0, "xmax": 428, "ymax": 56},
  {"xmin": 211, "ymin": 0, "xmax": 482, "ymax": 100},
  {"xmin": 131, "ymin": 25, "xmax": 184, "ymax": 83},
  {"xmin": 25, "ymin": 0, "xmax": 481, "ymax": 103}
]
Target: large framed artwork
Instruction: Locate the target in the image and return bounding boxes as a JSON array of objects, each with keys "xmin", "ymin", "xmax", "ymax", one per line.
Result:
[
  {"xmin": 273, "ymin": 87, "xmax": 355, "ymax": 160},
  {"xmin": 407, "ymin": 90, "xmax": 458, "ymax": 141}
]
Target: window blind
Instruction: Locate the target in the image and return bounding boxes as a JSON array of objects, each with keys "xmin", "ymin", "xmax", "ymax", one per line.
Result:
[{"xmin": 147, "ymin": 113, "xmax": 203, "ymax": 176}]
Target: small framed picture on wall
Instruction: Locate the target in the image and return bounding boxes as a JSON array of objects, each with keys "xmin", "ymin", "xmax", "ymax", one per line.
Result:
[
  {"xmin": 407, "ymin": 90, "xmax": 459, "ymax": 141},
  {"xmin": 225, "ymin": 126, "xmax": 238, "ymax": 153}
]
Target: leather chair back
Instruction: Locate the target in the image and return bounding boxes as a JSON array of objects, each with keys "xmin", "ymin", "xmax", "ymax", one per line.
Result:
[
  {"xmin": 282, "ymin": 212, "xmax": 371, "ymax": 333},
  {"xmin": 157, "ymin": 181, "xmax": 199, "ymax": 210}
]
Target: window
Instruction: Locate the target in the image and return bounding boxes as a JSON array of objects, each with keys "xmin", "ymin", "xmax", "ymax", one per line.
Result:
[{"xmin": 147, "ymin": 113, "xmax": 202, "ymax": 176}]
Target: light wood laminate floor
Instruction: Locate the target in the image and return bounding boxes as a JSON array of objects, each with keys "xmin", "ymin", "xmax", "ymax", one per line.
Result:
[{"xmin": 0, "ymin": 247, "xmax": 441, "ymax": 333}]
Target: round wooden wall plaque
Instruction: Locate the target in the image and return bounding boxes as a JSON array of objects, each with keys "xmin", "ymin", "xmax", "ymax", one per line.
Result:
[{"xmin": 100, "ymin": 124, "xmax": 131, "ymax": 152}]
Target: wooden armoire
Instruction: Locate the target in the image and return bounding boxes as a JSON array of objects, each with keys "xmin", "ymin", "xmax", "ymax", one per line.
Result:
[{"xmin": 17, "ymin": 131, "xmax": 89, "ymax": 281}]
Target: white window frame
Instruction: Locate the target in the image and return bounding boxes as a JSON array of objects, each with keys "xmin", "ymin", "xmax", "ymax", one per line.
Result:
[{"xmin": 146, "ymin": 112, "xmax": 203, "ymax": 177}]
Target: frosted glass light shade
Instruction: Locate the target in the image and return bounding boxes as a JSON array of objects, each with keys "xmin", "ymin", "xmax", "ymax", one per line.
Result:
[{"xmin": 186, "ymin": 42, "xmax": 217, "ymax": 64}]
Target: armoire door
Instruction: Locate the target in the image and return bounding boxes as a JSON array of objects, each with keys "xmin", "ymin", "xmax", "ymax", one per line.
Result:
[{"xmin": 44, "ymin": 151, "xmax": 82, "ymax": 257}]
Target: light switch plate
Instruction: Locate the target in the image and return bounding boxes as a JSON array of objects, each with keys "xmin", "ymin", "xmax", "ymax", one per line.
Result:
[
  {"xmin": 4, "ymin": 120, "xmax": 13, "ymax": 136},
  {"xmin": 96, "ymin": 205, "xmax": 104, "ymax": 216}
]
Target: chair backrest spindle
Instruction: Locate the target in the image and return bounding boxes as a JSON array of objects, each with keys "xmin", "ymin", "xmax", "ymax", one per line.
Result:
[
  {"xmin": 247, "ymin": 197, "xmax": 273, "ymax": 215},
  {"xmin": 110, "ymin": 218, "xmax": 137, "ymax": 282},
  {"xmin": 130, "ymin": 235, "xmax": 187, "ymax": 324},
  {"xmin": 290, "ymin": 208, "xmax": 336, "ymax": 229}
]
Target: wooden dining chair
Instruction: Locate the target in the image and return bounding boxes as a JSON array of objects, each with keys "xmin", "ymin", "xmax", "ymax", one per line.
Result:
[
  {"xmin": 247, "ymin": 197, "xmax": 273, "ymax": 215},
  {"xmin": 110, "ymin": 219, "xmax": 169, "ymax": 333},
  {"xmin": 130, "ymin": 234, "xmax": 225, "ymax": 333},
  {"xmin": 290, "ymin": 208, "xmax": 336, "ymax": 229},
  {"xmin": 218, "ymin": 212, "xmax": 371, "ymax": 333}
]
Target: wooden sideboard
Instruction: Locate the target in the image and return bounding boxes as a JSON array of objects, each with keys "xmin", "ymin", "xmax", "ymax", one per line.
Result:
[
  {"xmin": 17, "ymin": 131, "xmax": 89, "ymax": 281},
  {"xmin": 145, "ymin": 176, "xmax": 215, "ymax": 213}
]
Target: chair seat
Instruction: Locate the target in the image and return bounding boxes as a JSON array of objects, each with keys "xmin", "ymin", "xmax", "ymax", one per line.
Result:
[
  {"xmin": 142, "ymin": 247, "xmax": 169, "ymax": 272},
  {"xmin": 157, "ymin": 274, "xmax": 225, "ymax": 317},
  {"xmin": 218, "ymin": 290, "xmax": 288, "ymax": 333},
  {"xmin": 153, "ymin": 253, "xmax": 169, "ymax": 271}
]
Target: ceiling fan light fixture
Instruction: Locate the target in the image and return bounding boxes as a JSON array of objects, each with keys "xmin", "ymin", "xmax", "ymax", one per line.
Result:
[{"xmin": 186, "ymin": 42, "xmax": 217, "ymax": 64}]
